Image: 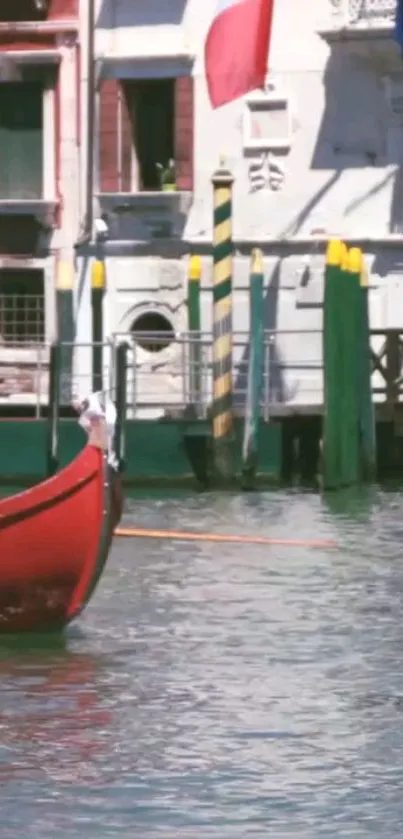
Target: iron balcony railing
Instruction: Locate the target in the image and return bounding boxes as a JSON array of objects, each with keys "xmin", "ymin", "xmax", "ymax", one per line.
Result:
[{"xmin": 335, "ymin": 0, "xmax": 396, "ymax": 25}]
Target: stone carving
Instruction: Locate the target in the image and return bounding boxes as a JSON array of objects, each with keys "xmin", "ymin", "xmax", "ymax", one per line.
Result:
[
  {"xmin": 248, "ymin": 152, "xmax": 286, "ymax": 192},
  {"xmin": 330, "ymin": 0, "xmax": 396, "ymax": 24}
]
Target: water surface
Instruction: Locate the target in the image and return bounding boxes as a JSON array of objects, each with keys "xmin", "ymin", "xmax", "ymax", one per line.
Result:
[{"xmin": 1, "ymin": 486, "xmax": 403, "ymax": 837}]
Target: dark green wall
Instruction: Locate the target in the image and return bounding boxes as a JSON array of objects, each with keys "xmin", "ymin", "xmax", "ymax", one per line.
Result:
[{"xmin": 0, "ymin": 418, "xmax": 282, "ymax": 485}]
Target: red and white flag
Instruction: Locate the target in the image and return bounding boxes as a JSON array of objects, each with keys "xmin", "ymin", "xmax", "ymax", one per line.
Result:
[{"xmin": 205, "ymin": 0, "xmax": 275, "ymax": 109}]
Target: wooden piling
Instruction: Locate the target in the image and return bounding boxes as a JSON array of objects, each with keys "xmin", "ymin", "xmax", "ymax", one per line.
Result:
[
  {"xmin": 350, "ymin": 248, "xmax": 376, "ymax": 480},
  {"xmin": 56, "ymin": 261, "xmax": 74, "ymax": 405},
  {"xmin": 46, "ymin": 341, "xmax": 61, "ymax": 476},
  {"xmin": 91, "ymin": 259, "xmax": 105, "ymax": 393},
  {"xmin": 241, "ymin": 248, "xmax": 264, "ymax": 488},
  {"xmin": 322, "ymin": 239, "xmax": 344, "ymax": 489},
  {"xmin": 113, "ymin": 342, "xmax": 128, "ymax": 473},
  {"xmin": 187, "ymin": 254, "xmax": 202, "ymax": 412}
]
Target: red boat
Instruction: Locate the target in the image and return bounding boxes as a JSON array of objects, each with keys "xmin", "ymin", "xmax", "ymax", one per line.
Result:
[{"xmin": 0, "ymin": 397, "xmax": 123, "ymax": 633}]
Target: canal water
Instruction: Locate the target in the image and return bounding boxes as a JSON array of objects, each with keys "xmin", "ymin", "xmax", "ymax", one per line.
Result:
[{"xmin": 2, "ymin": 487, "xmax": 403, "ymax": 837}]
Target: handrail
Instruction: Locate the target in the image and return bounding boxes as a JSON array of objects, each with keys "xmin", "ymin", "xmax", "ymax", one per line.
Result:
[{"xmin": 0, "ymin": 327, "xmax": 401, "ymax": 414}]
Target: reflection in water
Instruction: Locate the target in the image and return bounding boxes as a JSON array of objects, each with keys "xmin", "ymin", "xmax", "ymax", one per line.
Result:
[
  {"xmin": 0, "ymin": 638, "xmax": 111, "ymax": 787},
  {"xmin": 3, "ymin": 489, "xmax": 403, "ymax": 836}
]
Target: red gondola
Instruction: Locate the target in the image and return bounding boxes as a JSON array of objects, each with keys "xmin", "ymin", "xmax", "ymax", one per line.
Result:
[{"xmin": 0, "ymin": 395, "xmax": 123, "ymax": 633}]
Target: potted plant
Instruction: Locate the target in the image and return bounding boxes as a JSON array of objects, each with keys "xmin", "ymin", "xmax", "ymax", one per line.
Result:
[{"xmin": 156, "ymin": 158, "xmax": 176, "ymax": 192}]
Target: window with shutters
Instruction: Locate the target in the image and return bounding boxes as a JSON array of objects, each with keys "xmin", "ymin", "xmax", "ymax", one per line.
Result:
[
  {"xmin": 99, "ymin": 75, "xmax": 194, "ymax": 193},
  {"xmin": 0, "ymin": 83, "xmax": 43, "ymax": 200}
]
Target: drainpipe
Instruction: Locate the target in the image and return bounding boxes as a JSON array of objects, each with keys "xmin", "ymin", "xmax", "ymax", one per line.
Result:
[{"xmin": 76, "ymin": 0, "xmax": 95, "ymax": 246}]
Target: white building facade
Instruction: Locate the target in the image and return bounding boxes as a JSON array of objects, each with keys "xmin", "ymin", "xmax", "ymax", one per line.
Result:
[{"xmin": 75, "ymin": 0, "xmax": 403, "ymax": 411}]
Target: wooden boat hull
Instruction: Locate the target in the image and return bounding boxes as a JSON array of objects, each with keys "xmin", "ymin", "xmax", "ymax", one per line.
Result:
[{"xmin": 0, "ymin": 445, "xmax": 122, "ymax": 633}]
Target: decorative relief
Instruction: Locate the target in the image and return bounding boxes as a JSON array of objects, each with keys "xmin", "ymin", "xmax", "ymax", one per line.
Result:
[{"xmin": 248, "ymin": 152, "xmax": 286, "ymax": 192}]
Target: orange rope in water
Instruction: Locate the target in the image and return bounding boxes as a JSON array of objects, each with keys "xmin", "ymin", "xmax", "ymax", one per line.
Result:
[{"xmin": 114, "ymin": 527, "xmax": 337, "ymax": 550}]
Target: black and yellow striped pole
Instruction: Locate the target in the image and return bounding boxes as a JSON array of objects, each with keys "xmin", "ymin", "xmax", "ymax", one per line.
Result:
[
  {"xmin": 91, "ymin": 259, "xmax": 105, "ymax": 392},
  {"xmin": 212, "ymin": 158, "xmax": 234, "ymax": 482},
  {"xmin": 56, "ymin": 260, "xmax": 74, "ymax": 405}
]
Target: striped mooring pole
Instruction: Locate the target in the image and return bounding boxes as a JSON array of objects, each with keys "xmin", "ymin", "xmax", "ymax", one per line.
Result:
[{"xmin": 212, "ymin": 158, "xmax": 234, "ymax": 482}]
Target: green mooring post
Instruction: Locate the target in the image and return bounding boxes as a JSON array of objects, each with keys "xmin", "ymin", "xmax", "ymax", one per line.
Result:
[
  {"xmin": 322, "ymin": 239, "xmax": 344, "ymax": 489},
  {"xmin": 212, "ymin": 158, "xmax": 234, "ymax": 483},
  {"xmin": 91, "ymin": 259, "xmax": 105, "ymax": 392},
  {"xmin": 187, "ymin": 254, "xmax": 202, "ymax": 412},
  {"xmin": 46, "ymin": 341, "xmax": 61, "ymax": 476},
  {"xmin": 114, "ymin": 342, "xmax": 128, "ymax": 473},
  {"xmin": 56, "ymin": 261, "xmax": 74, "ymax": 405},
  {"xmin": 241, "ymin": 248, "xmax": 264, "ymax": 489},
  {"xmin": 338, "ymin": 247, "xmax": 361, "ymax": 487},
  {"xmin": 350, "ymin": 247, "xmax": 376, "ymax": 480}
]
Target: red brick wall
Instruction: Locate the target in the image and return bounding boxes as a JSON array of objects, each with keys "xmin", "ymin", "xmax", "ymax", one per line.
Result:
[
  {"xmin": 174, "ymin": 76, "xmax": 194, "ymax": 191},
  {"xmin": 99, "ymin": 75, "xmax": 194, "ymax": 193},
  {"xmin": 49, "ymin": 0, "xmax": 78, "ymax": 18},
  {"xmin": 99, "ymin": 80, "xmax": 132, "ymax": 193},
  {"xmin": 99, "ymin": 80, "xmax": 119, "ymax": 193}
]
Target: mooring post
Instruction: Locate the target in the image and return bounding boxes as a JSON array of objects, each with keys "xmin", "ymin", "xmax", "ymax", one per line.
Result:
[
  {"xmin": 211, "ymin": 157, "xmax": 234, "ymax": 482},
  {"xmin": 114, "ymin": 342, "xmax": 128, "ymax": 473},
  {"xmin": 188, "ymin": 254, "xmax": 202, "ymax": 412},
  {"xmin": 56, "ymin": 260, "xmax": 74, "ymax": 405},
  {"xmin": 47, "ymin": 341, "xmax": 61, "ymax": 476},
  {"xmin": 350, "ymin": 247, "xmax": 376, "ymax": 480},
  {"xmin": 91, "ymin": 259, "xmax": 105, "ymax": 393},
  {"xmin": 241, "ymin": 248, "xmax": 264, "ymax": 489},
  {"xmin": 322, "ymin": 239, "xmax": 344, "ymax": 489},
  {"xmin": 385, "ymin": 329, "xmax": 401, "ymax": 411},
  {"xmin": 338, "ymin": 247, "xmax": 361, "ymax": 487}
]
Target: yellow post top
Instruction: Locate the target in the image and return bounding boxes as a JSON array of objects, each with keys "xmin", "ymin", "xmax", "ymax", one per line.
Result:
[
  {"xmin": 325, "ymin": 239, "xmax": 343, "ymax": 266},
  {"xmin": 91, "ymin": 259, "xmax": 105, "ymax": 289},
  {"xmin": 189, "ymin": 254, "xmax": 202, "ymax": 281},
  {"xmin": 340, "ymin": 244, "xmax": 349, "ymax": 271},
  {"xmin": 346, "ymin": 247, "xmax": 363, "ymax": 274},
  {"xmin": 251, "ymin": 248, "xmax": 263, "ymax": 274},
  {"xmin": 56, "ymin": 261, "xmax": 74, "ymax": 291}
]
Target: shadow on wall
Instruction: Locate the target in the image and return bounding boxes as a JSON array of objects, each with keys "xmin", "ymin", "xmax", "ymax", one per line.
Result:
[
  {"xmin": 233, "ymin": 261, "xmax": 286, "ymax": 411},
  {"xmin": 311, "ymin": 48, "xmax": 403, "ymax": 234},
  {"xmin": 97, "ymin": 0, "xmax": 187, "ymax": 28}
]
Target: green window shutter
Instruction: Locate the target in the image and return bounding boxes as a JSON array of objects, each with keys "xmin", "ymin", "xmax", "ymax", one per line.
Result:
[{"xmin": 0, "ymin": 83, "xmax": 43, "ymax": 199}]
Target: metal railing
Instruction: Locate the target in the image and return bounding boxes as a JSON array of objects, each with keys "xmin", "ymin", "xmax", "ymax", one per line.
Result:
[
  {"xmin": 111, "ymin": 330, "xmax": 324, "ymax": 419},
  {"xmin": 2, "ymin": 328, "xmax": 403, "ymax": 418}
]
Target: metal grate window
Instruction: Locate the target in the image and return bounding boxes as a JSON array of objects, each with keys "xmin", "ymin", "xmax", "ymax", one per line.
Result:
[
  {"xmin": 0, "ymin": 294, "xmax": 45, "ymax": 344},
  {"xmin": 0, "ymin": 270, "xmax": 45, "ymax": 344}
]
